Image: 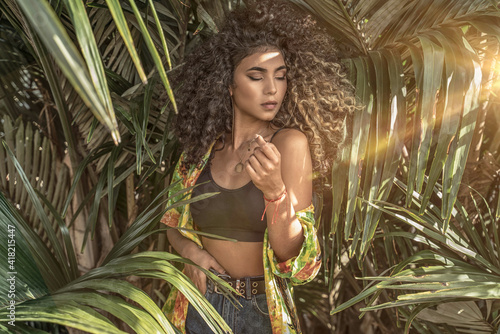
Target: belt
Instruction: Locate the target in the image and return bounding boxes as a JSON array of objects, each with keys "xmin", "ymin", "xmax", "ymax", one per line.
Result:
[{"xmin": 207, "ymin": 274, "xmax": 266, "ymax": 300}]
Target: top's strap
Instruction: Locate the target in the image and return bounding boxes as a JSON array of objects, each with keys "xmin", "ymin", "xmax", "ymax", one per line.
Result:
[{"xmin": 269, "ymin": 128, "xmax": 285, "ymax": 142}]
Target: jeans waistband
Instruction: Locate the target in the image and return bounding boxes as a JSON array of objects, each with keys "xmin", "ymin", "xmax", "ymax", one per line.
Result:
[{"xmin": 208, "ymin": 270, "xmax": 266, "ymax": 299}]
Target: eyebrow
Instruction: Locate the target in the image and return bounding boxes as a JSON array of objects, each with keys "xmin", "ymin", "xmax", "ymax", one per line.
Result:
[{"xmin": 246, "ymin": 65, "xmax": 287, "ymax": 73}]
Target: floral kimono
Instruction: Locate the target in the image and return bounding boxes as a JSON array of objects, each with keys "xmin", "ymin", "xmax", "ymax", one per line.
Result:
[{"xmin": 161, "ymin": 141, "xmax": 322, "ymax": 334}]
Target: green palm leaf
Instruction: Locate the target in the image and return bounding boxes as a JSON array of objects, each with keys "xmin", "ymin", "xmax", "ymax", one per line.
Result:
[
  {"xmin": 2, "ymin": 0, "xmax": 500, "ymax": 332},
  {"xmin": 1, "ymin": 302, "xmax": 126, "ymax": 334},
  {"xmin": 14, "ymin": 0, "xmax": 120, "ymax": 142},
  {"xmin": 0, "ymin": 163, "xmax": 230, "ymax": 333},
  {"xmin": 63, "ymin": 0, "xmax": 117, "ymax": 140},
  {"xmin": 127, "ymin": 0, "xmax": 177, "ymax": 112},
  {"xmin": 334, "ymin": 176, "xmax": 500, "ymax": 332},
  {"xmin": 104, "ymin": 0, "xmax": 148, "ymax": 84},
  {"xmin": 3, "ymin": 140, "xmax": 74, "ymax": 284}
]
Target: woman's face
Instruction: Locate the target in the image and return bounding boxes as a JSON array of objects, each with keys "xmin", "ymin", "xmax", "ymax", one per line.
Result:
[{"xmin": 229, "ymin": 50, "xmax": 287, "ymax": 123}]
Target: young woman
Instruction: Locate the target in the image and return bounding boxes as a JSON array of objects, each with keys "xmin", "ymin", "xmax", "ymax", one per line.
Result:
[{"xmin": 161, "ymin": 1, "xmax": 354, "ymax": 333}]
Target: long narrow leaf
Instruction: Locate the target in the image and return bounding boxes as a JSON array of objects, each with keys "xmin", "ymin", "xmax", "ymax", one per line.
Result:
[
  {"xmin": 104, "ymin": 0, "xmax": 148, "ymax": 83},
  {"xmin": 404, "ymin": 41, "xmax": 424, "ymax": 207},
  {"xmin": 360, "ymin": 51, "xmax": 394, "ymax": 256},
  {"xmin": 63, "ymin": 0, "xmax": 119, "ymax": 143},
  {"xmin": 127, "ymin": 0, "xmax": 177, "ymax": 112},
  {"xmin": 419, "ymin": 29, "xmax": 464, "ymax": 215},
  {"xmin": 0, "ymin": 302, "xmax": 126, "ymax": 334},
  {"xmin": 0, "ymin": 193, "xmax": 50, "ymax": 303},
  {"xmin": 35, "ymin": 189, "xmax": 79, "ymax": 281},
  {"xmin": 3, "ymin": 141, "xmax": 70, "ymax": 284},
  {"xmin": 414, "ymin": 36, "xmax": 444, "ymax": 193},
  {"xmin": 442, "ymin": 34, "xmax": 481, "ymax": 228},
  {"xmin": 345, "ymin": 57, "xmax": 373, "ymax": 240},
  {"xmin": 15, "ymin": 0, "xmax": 119, "ymax": 141},
  {"xmin": 58, "ymin": 279, "xmax": 178, "ymax": 334}
]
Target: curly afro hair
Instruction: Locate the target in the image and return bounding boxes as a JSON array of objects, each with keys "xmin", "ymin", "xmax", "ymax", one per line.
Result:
[{"xmin": 171, "ymin": 0, "xmax": 355, "ymax": 189}]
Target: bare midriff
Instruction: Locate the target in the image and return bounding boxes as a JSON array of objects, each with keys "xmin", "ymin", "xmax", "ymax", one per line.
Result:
[{"xmin": 202, "ymin": 237, "xmax": 265, "ymax": 278}]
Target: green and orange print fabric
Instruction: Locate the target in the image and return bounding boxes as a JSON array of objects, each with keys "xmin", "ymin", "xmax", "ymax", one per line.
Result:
[{"xmin": 161, "ymin": 142, "xmax": 322, "ymax": 334}]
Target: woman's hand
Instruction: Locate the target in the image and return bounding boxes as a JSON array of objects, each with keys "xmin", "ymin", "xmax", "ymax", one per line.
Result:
[
  {"xmin": 245, "ymin": 134, "xmax": 286, "ymax": 199},
  {"xmin": 184, "ymin": 247, "xmax": 226, "ymax": 295}
]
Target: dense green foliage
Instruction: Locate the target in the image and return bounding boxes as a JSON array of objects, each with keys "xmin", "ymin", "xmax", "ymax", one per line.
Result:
[{"xmin": 0, "ymin": 0, "xmax": 500, "ymax": 333}]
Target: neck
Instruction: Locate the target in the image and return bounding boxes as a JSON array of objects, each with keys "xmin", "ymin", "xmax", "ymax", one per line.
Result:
[{"xmin": 231, "ymin": 119, "xmax": 272, "ymax": 151}]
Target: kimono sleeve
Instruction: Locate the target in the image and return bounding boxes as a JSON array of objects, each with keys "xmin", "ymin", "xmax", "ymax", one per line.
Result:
[
  {"xmin": 265, "ymin": 203, "xmax": 322, "ymax": 285},
  {"xmin": 160, "ymin": 154, "xmax": 186, "ymax": 228}
]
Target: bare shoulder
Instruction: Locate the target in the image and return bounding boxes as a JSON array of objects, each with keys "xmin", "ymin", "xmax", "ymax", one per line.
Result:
[
  {"xmin": 271, "ymin": 128, "xmax": 309, "ymax": 153},
  {"xmin": 271, "ymin": 128, "xmax": 312, "ymax": 208}
]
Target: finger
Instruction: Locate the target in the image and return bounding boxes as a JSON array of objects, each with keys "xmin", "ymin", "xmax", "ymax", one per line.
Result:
[
  {"xmin": 254, "ymin": 134, "xmax": 268, "ymax": 147},
  {"xmin": 199, "ymin": 278, "xmax": 207, "ymax": 295},
  {"xmin": 184, "ymin": 264, "xmax": 196, "ymax": 281},
  {"xmin": 245, "ymin": 159, "xmax": 259, "ymax": 180},
  {"xmin": 247, "ymin": 154, "xmax": 264, "ymax": 174},
  {"xmin": 209, "ymin": 260, "xmax": 226, "ymax": 275},
  {"xmin": 255, "ymin": 136, "xmax": 280, "ymax": 160},
  {"xmin": 253, "ymin": 149, "xmax": 274, "ymax": 170},
  {"xmin": 266, "ymin": 141, "xmax": 281, "ymax": 157},
  {"xmin": 186, "ymin": 269, "xmax": 204, "ymax": 293},
  {"xmin": 195, "ymin": 269, "xmax": 207, "ymax": 291}
]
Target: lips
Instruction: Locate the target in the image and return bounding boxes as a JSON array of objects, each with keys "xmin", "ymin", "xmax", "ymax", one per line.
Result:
[{"xmin": 261, "ymin": 101, "xmax": 278, "ymax": 109}]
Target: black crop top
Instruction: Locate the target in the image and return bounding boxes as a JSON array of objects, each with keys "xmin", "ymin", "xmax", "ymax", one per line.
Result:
[
  {"xmin": 190, "ymin": 129, "xmax": 284, "ymax": 242},
  {"xmin": 190, "ymin": 164, "xmax": 266, "ymax": 242}
]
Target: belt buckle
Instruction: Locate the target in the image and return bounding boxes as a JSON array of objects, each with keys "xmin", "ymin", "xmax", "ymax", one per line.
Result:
[
  {"xmin": 217, "ymin": 272, "xmax": 232, "ymax": 280},
  {"xmin": 213, "ymin": 284, "xmax": 223, "ymax": 294},
  {"xmin": 213, "ymin": 272, "xmax": 231, "ymax": 295}
]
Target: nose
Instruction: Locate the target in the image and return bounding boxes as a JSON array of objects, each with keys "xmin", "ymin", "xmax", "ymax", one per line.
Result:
[{"xmin": 265, "ymin": 78, "xmax": 277, "ymax": 95}]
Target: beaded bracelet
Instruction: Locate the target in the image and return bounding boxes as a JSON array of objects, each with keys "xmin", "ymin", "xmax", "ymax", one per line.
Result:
[{"xmin": 261, "ymin": 188, "xmax": 287, "ymax": 224}]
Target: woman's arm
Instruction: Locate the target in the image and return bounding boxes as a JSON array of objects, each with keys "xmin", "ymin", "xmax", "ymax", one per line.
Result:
[
  {"xmin": 246, "ymin": 129, "xmax": 313, "ymax": 262},
  {"xmin": 163, "ymin": 151, "xmax": 225, "ymax": 294},
  {"xmin": 167, "ymin": 229, "xmax": 225, "ymax": 294}
]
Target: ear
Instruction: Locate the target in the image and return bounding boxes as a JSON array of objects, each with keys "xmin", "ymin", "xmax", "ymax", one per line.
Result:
[{"xmin": 228, "ymin": 86, "xmax": 233, "ymax": 97}]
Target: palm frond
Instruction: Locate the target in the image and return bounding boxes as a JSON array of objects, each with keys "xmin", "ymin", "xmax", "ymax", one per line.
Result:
[
  {"xmin": 13, "ymin": 0, "xmax": 120, "ymax": 142},
  {"xmin": 334, "ymin": 178, "xmax": 500, "ymax": 332},
  {"xmin": 329, "ymin": 0, "xmax": 500, "ymax": 261}
]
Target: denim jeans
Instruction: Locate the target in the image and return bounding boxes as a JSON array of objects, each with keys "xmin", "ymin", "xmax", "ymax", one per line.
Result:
[{"xmin": 185, "ymin": 286, "xmax": 273, "ymax": 334}]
